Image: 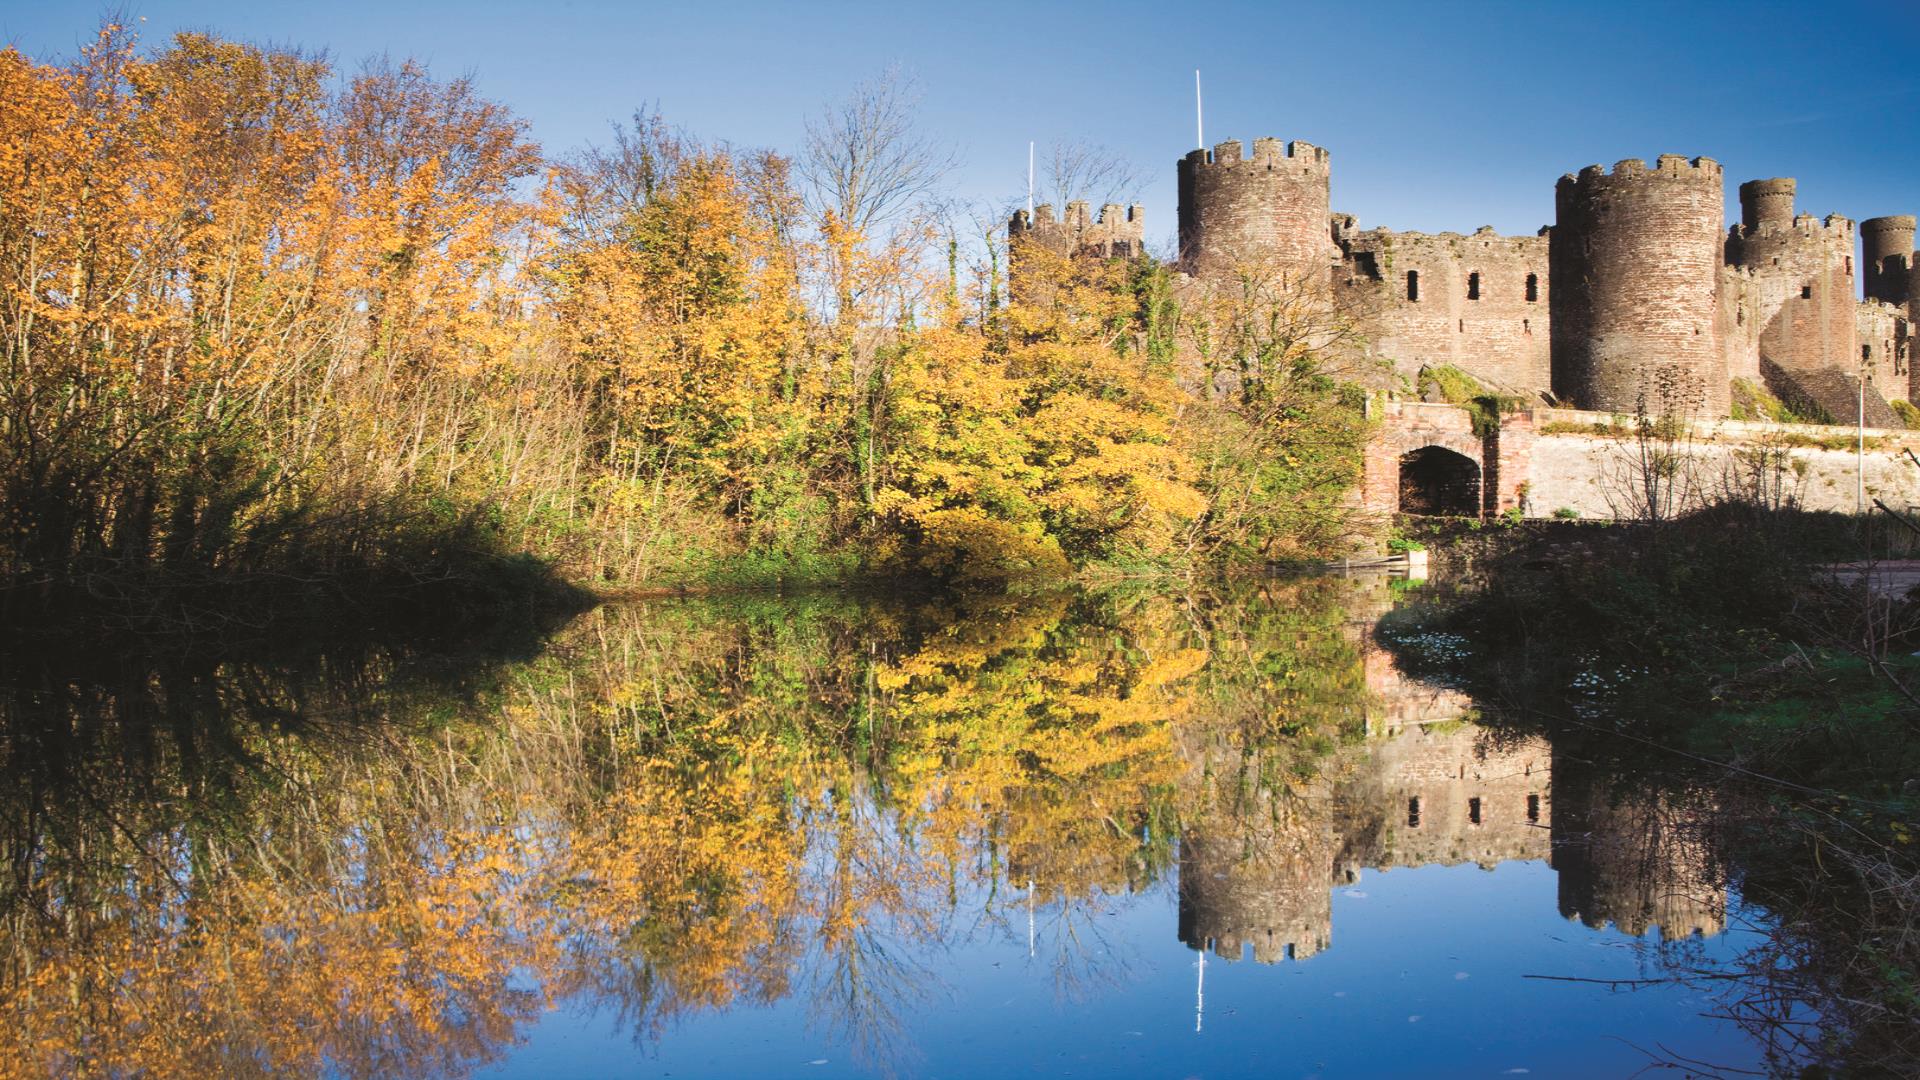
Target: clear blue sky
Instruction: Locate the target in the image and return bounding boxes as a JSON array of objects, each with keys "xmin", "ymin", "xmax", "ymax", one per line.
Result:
[{"xmin": 7, "ymin": 1, "xmax": 1917, "ymax": 251}]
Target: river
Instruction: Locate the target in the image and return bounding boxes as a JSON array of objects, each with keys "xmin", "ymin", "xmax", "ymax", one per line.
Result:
[{"xmin": 0, "ymin": 578, "xmax": 1824, "ymax": 1077}]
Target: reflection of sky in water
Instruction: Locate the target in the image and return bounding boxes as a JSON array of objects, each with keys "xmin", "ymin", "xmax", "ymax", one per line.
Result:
[
  {"xmin": 490, "ymin": 860, "xmax": 1764, "ymax": 1078},
  {"xmin": 1, "ymin": 581, "xmax": 1792, "ymax": 1078}
]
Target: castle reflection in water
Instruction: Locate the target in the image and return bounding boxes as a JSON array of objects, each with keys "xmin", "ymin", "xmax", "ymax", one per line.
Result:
[{"xmin": 1174, "ymin": 580, "xmax": 1726, "ymax": 967}]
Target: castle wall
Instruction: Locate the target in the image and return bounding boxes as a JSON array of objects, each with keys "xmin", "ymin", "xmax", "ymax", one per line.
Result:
[
  {"xmin": 1358, "ymin": 401, "xmax": 1531, "ymax": 518},
  {"xmin": 1550, "ymin": 157, "xmax": 1728, "ymax": 416},
  {"xmin": 1009, "ymin": 199, "xmax": 1145, "ymax": 260},
  {"xmin": 1178, "ymin": 138, "xmax": 1333, "ymax": 288},
  {"xmin": 1338, "ymin": 226, "xmax": 1550, "ymax": 392},
  {"xmin": 1727, "ymin": 198, "xmax": 1859, "ymax": 395},
  {"xmin": 1858, "ymin": 300, "xmax": 1912, "ymax": 405},
  {"xmin": 1519, "ymin": 408, "xmax": 1920, "ymax": 518},
  {"xmin": 1718, "ymin": 266, "xmax": 1763, "ymax": 385}
]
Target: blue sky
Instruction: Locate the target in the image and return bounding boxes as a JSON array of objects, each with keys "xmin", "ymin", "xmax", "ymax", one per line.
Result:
[{"xmin": 7, "ymin": 1, "xmax": 1917, "ymax": 252}]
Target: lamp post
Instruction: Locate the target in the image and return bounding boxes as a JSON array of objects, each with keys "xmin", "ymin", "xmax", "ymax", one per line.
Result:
[{"xmin": 1858, "ymin": 367, "xmax": 1866, "ymax": 515}]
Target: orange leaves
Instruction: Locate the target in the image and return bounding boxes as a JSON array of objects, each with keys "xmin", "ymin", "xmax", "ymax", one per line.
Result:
[{"xmin": 545, "ymin": 140, "xmax": 799, "ymax": 479}]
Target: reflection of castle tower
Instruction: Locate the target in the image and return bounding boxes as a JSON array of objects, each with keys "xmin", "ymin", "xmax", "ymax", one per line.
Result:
[
  {"xmin": 1177, "ymin": 790, "xmax": 1335, "ymax": 962},
  {"xmin": 1550, "ymin": 752, "xmax": 1726, "ymax": 940}
]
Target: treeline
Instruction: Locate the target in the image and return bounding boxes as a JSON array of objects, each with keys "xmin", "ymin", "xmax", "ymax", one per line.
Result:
[{"xmin": 0, "ymin": 26, "xmax": 1370, "ymax": 613}]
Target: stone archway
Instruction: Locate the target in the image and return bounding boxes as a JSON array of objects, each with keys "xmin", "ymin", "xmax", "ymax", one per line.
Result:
[{"xmin": 1399, "ymin": 445, "xmax": 1481, "ymax": 516}]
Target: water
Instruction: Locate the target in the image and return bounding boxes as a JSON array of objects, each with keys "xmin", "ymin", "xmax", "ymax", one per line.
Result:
[{"xmin": 0, "ymin": 579, "xmax": 1801, "ymax": 1077}]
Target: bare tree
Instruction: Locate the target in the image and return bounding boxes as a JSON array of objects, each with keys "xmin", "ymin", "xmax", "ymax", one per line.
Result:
[
  {"xmin": 799, "ymin": 67, "xmax": 954, "ymax": 241},
  {"xmin": 1031, "ymin": 138, "xmax": 1141, "ymax": 212}
]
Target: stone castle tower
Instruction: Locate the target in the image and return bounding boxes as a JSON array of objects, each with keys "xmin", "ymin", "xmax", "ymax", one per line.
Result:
[
  {"xmin": 1862, "ymin": 214, "xmax": 1914, "ymax": 306},
  {"xmin": 1177, "ymin": 137, "xmax": 1333, "ymax": 286},
  {"xmin": 1550, "ymin": 157, "xmax": 1729, "ymax": 416},
  {"xmin": 1722, "ymin": 180, "xmax": 1885, "ymax": 423}
]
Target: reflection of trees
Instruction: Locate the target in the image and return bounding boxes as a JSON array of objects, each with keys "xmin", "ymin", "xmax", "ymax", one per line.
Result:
[
  {"xmin": 0, "ymin": 634, "xmax": 561, "ymax": 1079},
  {"xmin": 0, "ymin": 578, "xmax": 1402, "ymax": 1077}
]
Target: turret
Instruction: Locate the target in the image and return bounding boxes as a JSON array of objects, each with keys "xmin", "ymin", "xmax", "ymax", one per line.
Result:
[
  {"xmin": 1863, "ymin": 215, "xmax": 1916, "ymax": 306},
  {"xmin": 1550, "ymin": 156, "xmax": 1728, "ymax": 415},
  {"xmin": 1738, "ymin": 177, "xmax": 1796, "ymax": 232},
  {"xmin": 1727, "ymin": 187, "xmax": 1860, "ymax": 403},
  {"xmin": 1177, "ymin": 137, "xmax": 1333, "ymax": 288}
]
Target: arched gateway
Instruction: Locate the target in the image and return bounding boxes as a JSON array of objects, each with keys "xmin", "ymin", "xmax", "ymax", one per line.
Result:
[{"xmin": 1398, "ymin": 445, "xmax": 1481, "ymax": 516}]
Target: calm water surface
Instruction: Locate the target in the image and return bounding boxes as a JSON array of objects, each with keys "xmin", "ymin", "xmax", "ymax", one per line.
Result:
[{"xmin": 0, "ymin": 579, "xmax": 1792, "ymax": 1077}]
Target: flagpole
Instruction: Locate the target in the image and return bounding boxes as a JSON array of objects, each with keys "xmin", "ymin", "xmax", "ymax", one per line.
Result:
[{"xmin": 1195, "ymin": 70, "xmax": 1203, "ymax": 150}]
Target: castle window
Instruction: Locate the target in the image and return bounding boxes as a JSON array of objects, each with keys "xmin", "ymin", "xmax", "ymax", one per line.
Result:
[
  {"xmin": 1458, "ymin": 319, "xmax": 1464, "ymax": 333},
  {"xmin": 1407, "ymin": 797, "xmax": 1421, "ymax": 828},
  {"xmin": 1467, "ymin": 272, "xmax": 1481, "ymax": 300},
  {"xmin": 1523, "ymin": 318, "xmax": 1531, "ymax": 334},
  {"xmin": 1801, "ymin": 285, "xmax": 1813, "ymax": 299},
  {"xmin": 1525, "ymin": 273, "xmax": 1539, "ymax": 302},
  {"xmin": 1527, "ymin": 793, "xmax": 1540, "ymax": 823},
  {"xmin": 1468, "ymin": 797, "xmax": 1482, "ymax": 825},
  {"xmin": 1406, "ymin": 270, "xmax": 1420, "ymax": 302},
  {"xmin": 1864, "ymin": 345, "xmax": 1873, "ymax": 362},
  {"xmin": 1846, "ymin": 256, "xmax": 1853, "ymax": 276}
]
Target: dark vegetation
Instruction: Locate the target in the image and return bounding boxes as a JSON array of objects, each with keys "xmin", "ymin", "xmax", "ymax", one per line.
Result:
[{"xmin": 1386, "ymin": 506, "xmax": 1920, "ymax": 1076}]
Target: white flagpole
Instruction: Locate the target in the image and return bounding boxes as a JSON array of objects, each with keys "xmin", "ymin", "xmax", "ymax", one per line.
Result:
[
  {"xmin": 1027, "ymin": 142, "xmax": 1035, "ymax": 217},
  {"xmin": 1195, "ymin": 70, "xmax": 1203, "ymax": 150}
]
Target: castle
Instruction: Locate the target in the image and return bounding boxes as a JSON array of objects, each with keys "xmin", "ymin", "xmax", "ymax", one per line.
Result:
[{"xmin": 1012, "ymin": 138, "xmax": 1918, "ymax": 429}]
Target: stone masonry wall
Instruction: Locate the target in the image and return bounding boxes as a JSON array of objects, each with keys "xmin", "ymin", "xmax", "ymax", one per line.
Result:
[
  {"xmin": 1520, "ymin": 408, "xmax": 1920, "ymax": 519},
  {"xmin": 1858, "ymin": 300, "xmax": 1912, "ymax": 404},
  {"xmin": 1365, "ymin": 401, "xmax": 1920, "ymax": 520},
  {"xmin": 1338, "ymin": 226, "xmax": 1550, "ymax": 392},
  {"xmin": 1863, "ymin": 215, "xmax": 1916, "ymax": 307},
  {"xmin": 1728, "ymin": 204, "xmax": 1858, "ymax": 386},
  {"xmin": 1009, "ymin": 200, "xmax": 1146, "ymax": 259}
]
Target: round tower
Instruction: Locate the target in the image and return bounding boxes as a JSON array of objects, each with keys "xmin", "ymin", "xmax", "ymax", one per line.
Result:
[
  {"xmin": 1738, "ymin": 177, "xmax": 1796, "ymax": 232},
  {"xmin": 1863, "ymin": 215, "xmax": 1916, "ymax": 306},
  {"xmin": 1550, "ymin": 156, "xmax": 1728, "ymax": 415},
  {"xmin": 1177, "ymin": 137, "xmax": 1333, "ymax": 288}
]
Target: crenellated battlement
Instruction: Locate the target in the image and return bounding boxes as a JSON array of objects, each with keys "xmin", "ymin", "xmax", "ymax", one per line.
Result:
[
  {"xmin": 1730, "ymin": 211, "xmax": 1856, "ymax": 246},
  {"xmin": 1140, "ymin": 120, "xmax": 1903, "ymax": 421},
  {"xmin": 1184, "ymin": 136, "xmax": 1331, "ymax": 176},
  {"xmin": 1560, "ymin": 155, "xmax": 1722, "ymax": 192},
  {"xmin": 1009, "ymin": 199, "xmax": 1145, "ymax": 259},
  {"xmin": 1344, "ymin": 224, "xmax": 1547, "ymax": 254},
  {"xmin": 1861, "ymin": 214, "xmax": 1916, "ymax": 240}
]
